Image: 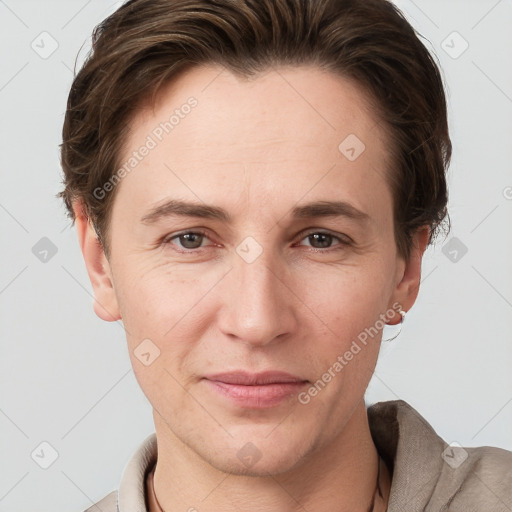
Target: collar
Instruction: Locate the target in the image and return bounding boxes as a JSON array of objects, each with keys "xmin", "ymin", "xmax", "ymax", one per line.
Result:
[{"xmin": 367, "ymin": 400, "xmax": 446, "ymax": 510}]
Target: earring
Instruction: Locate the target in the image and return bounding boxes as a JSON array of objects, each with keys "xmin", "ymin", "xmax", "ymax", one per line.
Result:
[{"xmin": 383, "ymin": 310, "xmax": 406, "ymax": 342}]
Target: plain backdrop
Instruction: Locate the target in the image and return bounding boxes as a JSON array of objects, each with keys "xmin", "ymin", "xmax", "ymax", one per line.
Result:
[{"xmin": 0, "ymin": 0, "xmax": 511, "ymax": 510}]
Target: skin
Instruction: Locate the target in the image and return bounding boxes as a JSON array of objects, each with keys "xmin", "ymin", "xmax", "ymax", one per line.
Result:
[{"xmin": 74, "ymin": 64, "xmax": 429, "ymax": 512}]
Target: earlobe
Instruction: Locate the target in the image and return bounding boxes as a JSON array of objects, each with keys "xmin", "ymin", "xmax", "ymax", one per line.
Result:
[
  {"xmin": 388, "ymin": 226, "xmax": 430, "ymax": 319},
  {"xmin": 73, "ymin": 200, "xmax": 121, "ymax": 322}
]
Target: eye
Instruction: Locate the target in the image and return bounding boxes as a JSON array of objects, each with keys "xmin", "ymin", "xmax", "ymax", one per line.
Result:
[
  {"xmin": 164, "ymin": 230, "xmax": 211, "ymax": 251},
  {"xmin": 297, "ymin": 230, "xmax": 351, "ymax": 250}
]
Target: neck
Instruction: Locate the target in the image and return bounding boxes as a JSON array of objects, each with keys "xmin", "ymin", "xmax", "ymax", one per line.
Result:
[{"xmin": 151, "ymin": 400, "xmax": 389, "ymax": 512}]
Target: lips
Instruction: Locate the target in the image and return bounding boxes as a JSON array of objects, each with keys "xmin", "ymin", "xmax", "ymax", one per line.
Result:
[
  {"xmin": 202, "ymin": 371, "xmax": 309, "ymax": 408},
  {"xmin": 204, "ymin": 371, "xmax": 307, "ymax": 385}
]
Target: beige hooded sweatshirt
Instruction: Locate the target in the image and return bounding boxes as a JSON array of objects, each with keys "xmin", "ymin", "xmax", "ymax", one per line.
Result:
[{"xmin": 84, "ymin": 400, "xmax": 512, "ymax": 511}]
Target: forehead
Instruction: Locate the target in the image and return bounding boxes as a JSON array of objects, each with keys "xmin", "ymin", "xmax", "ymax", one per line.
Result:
[
  {"xmin": 133, "ymin": 64, "xmax": 385, "ymax": 154},
  {"xmin": 114, "ymin": 64, "xmax": 393, "ymax": 226}
]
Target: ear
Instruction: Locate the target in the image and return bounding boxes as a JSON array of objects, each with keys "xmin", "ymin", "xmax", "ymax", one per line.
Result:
[
  {"xmin": 387, "ymin": 226, "xmax": 430, "ymax": 323},
  {"xmin": 73, "ymin": 200, "xmax": 121, "ymax": 322}
]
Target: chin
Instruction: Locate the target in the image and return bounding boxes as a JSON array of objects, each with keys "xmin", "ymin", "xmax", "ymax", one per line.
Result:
[
  {"xmin": 207, "ymin": 449, "xmax": 309, "ymax": 478},
  {"xmin": 196, "ymin": 428, "xmax": 317, "ymax": 478}
]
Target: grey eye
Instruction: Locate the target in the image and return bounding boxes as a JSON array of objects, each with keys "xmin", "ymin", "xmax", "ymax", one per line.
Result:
[{"xmin": 177, "ymin": 232, "xmax": 205, "ymax": 249}]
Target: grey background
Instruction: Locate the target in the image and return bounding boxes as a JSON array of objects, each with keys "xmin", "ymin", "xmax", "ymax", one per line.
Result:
[{"xmin": 0, "ymin": 0, "xmax": 511, "ymax": 510}]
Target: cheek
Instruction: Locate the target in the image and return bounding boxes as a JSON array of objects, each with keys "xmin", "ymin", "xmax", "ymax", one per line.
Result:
[
  {"xmin": 297, "ymin": 261, "xmax": 392, "ymax": 336},
  {"xmin": 298, "ymin": 272, "xmax": 388, "ymax": 403},
  {"xmin": 114, "ymin": 260, "xmax": 215, "ymax": 337},
  {"xmin": 292, "ymin": 260, "xmax": 394, "ymax": 398},
  {"xmin": 129, "ymin": 357, "xmax": 194, "ymax": 424},
  {"xmin": 115, "ymin": 261, "xmax": 227, "ymax": 396}
]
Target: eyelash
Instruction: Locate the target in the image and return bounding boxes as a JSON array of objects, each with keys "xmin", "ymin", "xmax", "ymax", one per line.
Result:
[{"xmin": 161, "ymin": 229, "xmax": 352, "ymax": 254}]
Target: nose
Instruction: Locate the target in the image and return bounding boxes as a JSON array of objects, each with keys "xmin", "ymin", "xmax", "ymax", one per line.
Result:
[{"xmin": 217, "ymin": 246, "xmax": 298, "ymax": 347}]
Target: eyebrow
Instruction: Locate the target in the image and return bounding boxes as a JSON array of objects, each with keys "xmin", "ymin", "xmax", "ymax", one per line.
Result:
[{"xmin": 140, "ymin": 199, "xmax": 370, "ymax": 225}]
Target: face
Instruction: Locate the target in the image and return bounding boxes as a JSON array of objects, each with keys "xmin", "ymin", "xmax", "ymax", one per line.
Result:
[{"xmin": 77, "ymin": 64, "xmax": 427, "ymax": 476}]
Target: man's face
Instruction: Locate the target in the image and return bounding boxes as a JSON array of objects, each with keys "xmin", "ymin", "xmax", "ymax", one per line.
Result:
[{"xmin": 98, "ymin": 65, "xmax": 412, "ymax": 475}]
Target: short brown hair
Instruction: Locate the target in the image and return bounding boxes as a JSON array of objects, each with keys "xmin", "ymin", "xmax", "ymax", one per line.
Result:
[{"xmin": 59, "ymin": 0, "xmax": 451, "ymax": 260}]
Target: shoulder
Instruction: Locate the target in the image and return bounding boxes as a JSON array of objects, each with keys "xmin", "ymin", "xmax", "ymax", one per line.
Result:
[
  {"xmin": 81, "ymin": 433, "xmax": 157, "ymax": 512},
  {"xmin": 439, "ymin": 444, "xmax": 512, "ymax": 510},
  {"xmin": 368, "ymin": 400, "xmax": 512, "ymax": 511},
  {"xmin": 83, "ymin": 490, "xmax": 117, "ymax": 512}
]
